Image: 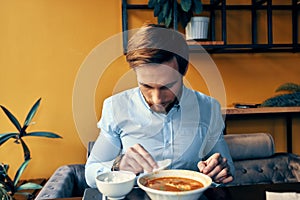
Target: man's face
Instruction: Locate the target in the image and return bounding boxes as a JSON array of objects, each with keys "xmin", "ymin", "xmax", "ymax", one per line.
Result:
[{"xmin": 135, "ymin": 57, "xmax": 183, "ymax": 114}]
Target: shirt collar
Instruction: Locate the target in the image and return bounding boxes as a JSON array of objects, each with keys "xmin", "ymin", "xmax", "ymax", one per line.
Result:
[{"xmin": 137, "ymin": 86, "xmax": 187, "ymax": 113}]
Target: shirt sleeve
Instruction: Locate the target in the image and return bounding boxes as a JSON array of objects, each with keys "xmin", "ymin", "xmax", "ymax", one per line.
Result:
[
  {"xmin": 85, "ymin": 99, "xmax": 122, "ymax": 188},
  {"xmin": 207, "ymin": 134, "xmax": 235, "ymax": 179},
  {"xmin": 200, "ymin": 98, "xmax": 235, "ymax": 178}
]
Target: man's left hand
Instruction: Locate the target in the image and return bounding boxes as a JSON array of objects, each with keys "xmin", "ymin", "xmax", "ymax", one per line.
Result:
[{"xmin": 197, "ymin": 153, "xmax": 233, "ymax": 184}]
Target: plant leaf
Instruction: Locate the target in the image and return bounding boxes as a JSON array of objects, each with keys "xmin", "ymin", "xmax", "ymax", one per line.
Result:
[
  {"xmin": 193, "ymin": 0, "xmax": 203, "ymax": 14},
  {"xmin": 20, "ymin": 139, "xmax": 31, "ymax": 161},
  {"xmin": 275, "ymin": 82, "xmax": 300, "ymax": 93},
  {"xmin": 13, "ymin": 159, "xmax": 30, "ymax": 187},
  {"xmin": 0, "ymin": 187, "xmax": 12, "ymax": 199},
  {"xmin": 153, "ymin": 4, "xmax": 161, "ymax": 17},
  {"xmin": 23, "ymin": 98, "xmax": 41, "ymax": 130},
  {"xmin": 158, "ymin": 0, "xmax": 168, "ymax": 5},
  {"xmin": 16, "ymin": 182, "xmax": 42, "ymax": 191},
  {"xmin": 157, "ymin": 9, "xmax": 165, "ymax": 24},
  {"xmin": 179, "ymin": 9, "xmax": 193, "ymax": 28},
  {"xmin": 27, "ymin": 131, "xmax": 62, "ymax": 138},
  {"xmin": 0, "ymin": 163, "xmax": 9, "ymax": 181},
  {"xmin": 261, "ymin": 93, "xmax": 300, "ymax": 107},
  {"xmin": 0, "ymin": 133, "xmax": 18, "ymax": 146},
  {"xmin": 0, "ymin": 106, "xmax": 22, "ymax": 133},
  {"xmin": 181, "ymin": 0, "xmax": 192, "ymax": 12},
  {"xmin": 148, "ymin": 0, "xmax": 157, "ymax": 8},
  {"xmin": 0, "ymin": 163, "xmax": 9, "ymax": 173},
  {"xmin": 162, "ymin": 0, "xmax": 170, "ymax": 18},
  {"xmin": 165, "ymin": 6, "xmax": 173, "ymax": 27}
]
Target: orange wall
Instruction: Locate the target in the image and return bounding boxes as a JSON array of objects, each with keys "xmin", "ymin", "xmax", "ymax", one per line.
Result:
[{"xmin": 0, "ymin": 0, "xmax": 299, "ymax": 179}]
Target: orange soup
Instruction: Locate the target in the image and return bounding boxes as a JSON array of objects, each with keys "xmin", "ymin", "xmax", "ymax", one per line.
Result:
[{"xmin": 145, "ymin": 177, "xmax": 204, "ymax": 191}]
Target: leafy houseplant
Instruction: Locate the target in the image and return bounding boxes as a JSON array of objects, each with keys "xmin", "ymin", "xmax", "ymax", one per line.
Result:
[
  {"xmin": 0, "ymin": 98, "xmax": 62, "ymax": 199},
  {"xmin": 148, "ymin": 0, "xmax": 203, "ymax": 28},
  {"xmin": 261, "ymin": 83, "xmax": 300, "ymax": 107}
]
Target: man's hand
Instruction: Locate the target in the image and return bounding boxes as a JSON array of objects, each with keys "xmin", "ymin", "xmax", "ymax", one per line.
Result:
[
  {"xmin": 197, "ymin": 153, "xmax": 233, "ymax": 184},
  {"xmin": 118, "ymin": 144, "xmax": 158, "ymax": 174}
]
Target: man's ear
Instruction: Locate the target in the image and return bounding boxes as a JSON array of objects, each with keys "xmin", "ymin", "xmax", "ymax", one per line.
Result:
[
  {"xmin": 181, "ymin": 65, "xmax": 189, "ymax": 76},
  {"xmin": 174, "ymin": 56, "xmax": 188, "ymax": 76}
]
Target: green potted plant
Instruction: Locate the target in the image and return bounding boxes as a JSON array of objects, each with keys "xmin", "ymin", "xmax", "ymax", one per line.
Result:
[
  {"xmin": 0, "ymin": 98, "xmax": 62, "ymax": 200},
  {"xmin": 261, "ymin": 83, "xmax": 300, "ymax": 107},
  {"xmin": 148, "ymin": 0, "xmax": 203, "ymax": 28},
  {"xmin": 148, "ymin": 0, "xmax": 210, "ymax": 40}
]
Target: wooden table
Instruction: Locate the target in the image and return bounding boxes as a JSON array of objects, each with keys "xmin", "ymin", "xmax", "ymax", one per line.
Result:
[
  {"xmin": 223, "ymin": 107, "xmax": 300, "ymax": 153},
  {"xmin": 82, "ymin": 182, "xmax": 300, "ymax": 200}
]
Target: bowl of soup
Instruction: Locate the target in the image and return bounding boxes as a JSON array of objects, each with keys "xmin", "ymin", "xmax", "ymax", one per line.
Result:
[{"xmin": 137, "ymin": 169, "xmax": 212, "ymax": 200}]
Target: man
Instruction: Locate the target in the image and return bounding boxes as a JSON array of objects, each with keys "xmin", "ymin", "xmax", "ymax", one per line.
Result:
[{"xmin": 85, "ymin": 24, "xmax": 234, "ymax": 188}]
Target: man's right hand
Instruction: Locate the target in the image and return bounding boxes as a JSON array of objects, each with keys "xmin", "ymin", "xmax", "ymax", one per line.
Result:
[{"xmin": 118, "ymin": 144, "xmax": 158, "ymax": 174}]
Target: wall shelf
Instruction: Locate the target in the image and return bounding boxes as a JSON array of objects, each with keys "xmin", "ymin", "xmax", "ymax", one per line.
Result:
[
  {"xmin": 122, "ymin": 0, "xmax": 300, "ymax": 53},
  {"xmin": 223, "ymin": 106, "xmax": 300, "ymax": 153}
]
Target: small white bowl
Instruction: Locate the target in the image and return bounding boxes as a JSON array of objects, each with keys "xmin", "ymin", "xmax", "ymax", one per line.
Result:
[
  {"xmin": 95, "ymin": 171, "xmax": 136, "ymax": 200},
  {"xmin": 137, "ymin": 169, "xmax": 212, "ymax": 200}
]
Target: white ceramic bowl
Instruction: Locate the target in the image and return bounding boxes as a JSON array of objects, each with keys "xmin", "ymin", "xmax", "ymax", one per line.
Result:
[
  {"xmin": 137, "ymin": 169, "xmax": 212, "ymax": 200},
  {"xmin": 95, "ymin": 171, "xmax": 136, "ymax": 200}
]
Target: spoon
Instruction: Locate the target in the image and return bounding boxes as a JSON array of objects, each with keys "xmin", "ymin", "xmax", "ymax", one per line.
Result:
[{"xmin": 153, "ymin": 159, "xmax": 172, "ymax": 172}]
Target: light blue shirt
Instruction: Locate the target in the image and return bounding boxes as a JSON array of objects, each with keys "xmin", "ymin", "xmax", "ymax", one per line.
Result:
[{"xmin": 85, "ymin": 86, "xmax": 234, "ymax": 188}]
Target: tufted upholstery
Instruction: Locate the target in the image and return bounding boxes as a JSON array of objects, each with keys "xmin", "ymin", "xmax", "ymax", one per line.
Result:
[
  {"xmin": 35, "ymin": 133, "xmax": 300, "ymax": 199},
  {"xmin": 229, "ymin": 153, "xmax": 300, "ymax": 186},
  {"xmin": 35, "ymin": 164, "xmax": 88, "ymax": 199},
  {"xmin": 225, "ymin": 133, "xmax": 300, "ymax": 186}
]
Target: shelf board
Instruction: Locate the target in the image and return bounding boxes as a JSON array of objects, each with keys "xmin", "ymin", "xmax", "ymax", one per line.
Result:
[
  {"xmin": 188, "ymin": 43, "xmax": 300, "ymax": 53},
  {"xmin": 187, "ymin": 40, "xmax": 225, "ymax": 45},
  {"xmin": 122, "ymin": 0, "xmax": 300, "ymax": 54}
]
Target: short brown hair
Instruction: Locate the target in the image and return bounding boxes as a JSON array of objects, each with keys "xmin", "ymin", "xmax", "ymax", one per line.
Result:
[{"xmin": 126, "ymin": 24, "xmax": 189, "ymax": 75}]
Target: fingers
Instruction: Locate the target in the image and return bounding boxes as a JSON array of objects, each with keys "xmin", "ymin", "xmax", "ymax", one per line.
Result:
[
  {"xmin": 198, "ymin": 153, "xmax": 222, "ymax": 174},
  {"xmin": 198, "ymin": 153, "xmax": 233, "ymax": 184},
  {"xmin": 119, "ymin": 144, "xmax": 158, "ymax": 174},
  {"xmin": 197, "ymin": 161, "xmax": 207, "ymax": 172},
  {"xmin": 220, "ymin": 175, "xmax": 234, "ymax": 184},
  {"xmin": 213, "ymin": 166, "xmax": 233, "ymax": 183}
]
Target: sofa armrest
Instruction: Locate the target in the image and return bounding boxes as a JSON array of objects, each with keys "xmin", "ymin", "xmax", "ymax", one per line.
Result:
[
  {"xmin": 290, "ymin": 153, "xmax": 300, "ymax": 181},
  {"xmin": 35, "ymin": 164, "xmax": 88, "ymax": 199}
]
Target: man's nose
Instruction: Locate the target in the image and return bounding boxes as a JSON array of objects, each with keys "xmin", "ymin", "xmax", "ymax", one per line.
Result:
[{"xmin": 152, "ymin": 89, "xmax": 163, "ymax": 104}]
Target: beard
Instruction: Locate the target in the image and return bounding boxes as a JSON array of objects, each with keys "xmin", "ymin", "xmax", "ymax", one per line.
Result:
[
  {"xmin": 150, "ymin": 104, "xmax": 168, "ymax": 114},
  {"xmin": 150, "ymin": 98, "xmax": 179, "ymax": 114}
]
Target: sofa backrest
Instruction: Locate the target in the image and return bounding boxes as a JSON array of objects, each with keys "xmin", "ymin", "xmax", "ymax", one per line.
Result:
[
  {"xmin": 224, "ymin": 133, "xmax": 275, "ymax": 161},
  {"xmin": 224, "ymin": 133, "xmax": 300, "ymax": 186}
]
